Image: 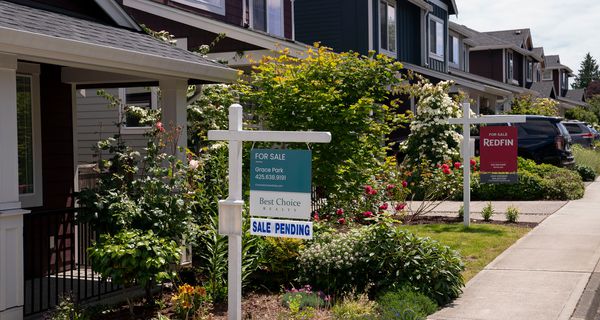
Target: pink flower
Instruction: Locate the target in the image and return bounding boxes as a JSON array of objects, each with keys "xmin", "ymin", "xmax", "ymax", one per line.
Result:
[
  {"xmin": 454, "ymin": 162, "xmax": 461, "ymax": 169},
  {"xmin": 156, "ymin": 121, "xmax": 165, "ymax": 132},
  {"xmin": 189, "ymin": 159, "xmax": 199, "ymax": 170},
  {"xmin": 386, "ymin": 184, "xmax": 396, "ymax": 190},
  {"xmin": 441, "ymin": 163, "xmax": 450, "ymax": 170},
  {"xmin": 313, "ymin": 212, "xmax": 319, "ymax": 221},
  {"xmin": 338, "ymin": 218, "xmax": 346, "ymax": 224},
  {"xmin": 379, "ymin": 203, "xmax": 389, "ymax": 210},
  {"xmin": 395, "ymin": 203, "xmax": 406, "ymax": 211},
  {"xmin": 336, "ymin": 208, "xmax": 344, "ymax": 216},
  {"xmin": 364, "ymin": 185, "xmax": 373, "ymax": 194},
  {"xmin": 443, "ymin": 168, "xmax": 452, "ymax": 175},
  {"xmin": 470, "ymin": 159, "xmax": 477, "ymax": 166},
  {"xmin": 363, "ymin": 211, "xmax": 373, "ymax": 218},
  {"xmin": 402, "ymin": 181, "xmax": 408, "ymax": 188},
  {"xmin": 370, "ymin": 189, "xmax": 378, "ymax": 195}
]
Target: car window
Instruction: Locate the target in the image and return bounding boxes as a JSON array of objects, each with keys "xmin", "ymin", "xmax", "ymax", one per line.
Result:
[
  {"xmin": 563, "ymin": 123, "xmax": 584, "ymax": 134},
  {"xmin": 557, "ymin": 123, "xmax": 571, "ymax": 137},
  {"xmin": 517, "ymin": 120, "xmax": 558, "ymax": 136}
]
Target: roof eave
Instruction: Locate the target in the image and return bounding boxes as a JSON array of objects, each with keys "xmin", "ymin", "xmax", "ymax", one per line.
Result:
[{"xmin": 0, "ymin": 26, "xmax": 238, "ymax": 83}]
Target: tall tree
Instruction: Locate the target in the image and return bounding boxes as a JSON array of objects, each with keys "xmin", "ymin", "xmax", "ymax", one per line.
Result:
[{"xmin": 573, "ymin": 52, "xmax": 600, "ymax": 89}]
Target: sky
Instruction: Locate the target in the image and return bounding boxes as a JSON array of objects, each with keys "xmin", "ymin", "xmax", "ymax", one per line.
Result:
[{"xmin": 449, "ymin": 0, "xmax": 600, "ymax": 74}]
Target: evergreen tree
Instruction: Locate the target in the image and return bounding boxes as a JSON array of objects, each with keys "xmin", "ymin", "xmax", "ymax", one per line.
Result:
[{"xmin": 573, "ymin": 52, "xmax": 600, "ymax": 89}]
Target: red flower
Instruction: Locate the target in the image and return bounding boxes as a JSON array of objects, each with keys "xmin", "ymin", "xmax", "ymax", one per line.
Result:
[
  {"xmin": 386, "ymin": 184, "xmax": 396, "ymax": 190},
  {"xmin": 364, "ymin": 185, "xmax": 373, "ymax": 194},
  {"xmin": 156, "ymin": 121, "xmax": 165, "ymax": 132},
  {"xmin": 395, "ymin": 203, "xmax": 406, "ymax": 211},
  {"xmin": 370, "ymin": 189, "xmax": 378, "ymax": 195},
  {"xmin": 363, "ymin": 211, "xmax": 373, "ymax": 218},
  {"xmin": 337, "ymin": 218, "xmax": 346, "ymax": 224},
  {"xmin": 454, "ymin": 162, "xmax": 461, "ymax": 169},
  {"xmin": 313, "ymin": 212, "xmax": 319, "ymax": 221},
  {"xmin": 441, "ymin": 163, "xmax": 450, "ymax": 170},
  {"xmin": 470, "ymin": 159, "xmax": 477, "ymax": 166},
  {"xmin": 336, "ymin": 208, "xmax": 344, "ymax": 216},
  {"xmin": 379, "ymin": 203, "xmax": 389, "ymax": 210},
  {"xmin": 443, "ymin": 168, "xmax": 452, "ymax": 175},
  {"xmin": 402, "ymin": 181, "xmax": 408, "ymax": 188}
]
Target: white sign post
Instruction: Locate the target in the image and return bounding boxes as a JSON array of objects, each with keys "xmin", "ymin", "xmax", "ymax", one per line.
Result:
[
  {"xmin": 208, "ymin": 104, "xmax": 331, "ymax": 320},
  {"xmin": 448, "ymin": 103, "xmax": 526, "ymax": 227}
]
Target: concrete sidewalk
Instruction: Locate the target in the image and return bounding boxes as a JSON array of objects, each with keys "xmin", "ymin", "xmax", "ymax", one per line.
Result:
[{"xmin": 430, "ymin": 181, "xmax": 600, "ymax": 320}]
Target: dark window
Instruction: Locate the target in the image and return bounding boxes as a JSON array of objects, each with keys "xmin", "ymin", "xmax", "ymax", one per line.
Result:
[
  {"xmin": 517, "ymin": 120, "xmax": 558, "ymax": 136},
  {"xmin": 507, "ymin": 51, "xmax": 514, "ymax": 80},
  {"xmin": 379, "ymin": 0, "xmax": 396, "ymax": 53},
  {"xmin": 564, "ymin": 123, "xmax": 584, "ymax": 134},
  {"xmin": 17, "ymin": 75, "xmax": 34, "ymax": 195},
  {"xmin": 429, "ymin": 17, "xmax": 443, "ymax": 58},
  {"xmin": 449, "ymin": 36, "xmax": 459, "ymax": 65},
  {"xmin": 252, "ymin": 0, "xmax": 282, "ymax": 36}
]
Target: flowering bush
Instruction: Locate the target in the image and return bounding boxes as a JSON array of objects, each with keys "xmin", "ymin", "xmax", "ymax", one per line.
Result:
[
  {"xmin": 172, "ymin": 284, "xmax": 210, "ymax": 320},
  {"xmin": 400, "ymin": 78, "xmax": 462, "ymax": 166},
  {"xmin": 298, "ymin": 223, "xmax": 464, "ymax": 304},
  {"xmin": 281, "ymin": 285, "xmax": 330, "ymax": 310},
  {"xmin": 508, "ymin": 94, "xmax": 559, "ymax": 116}
]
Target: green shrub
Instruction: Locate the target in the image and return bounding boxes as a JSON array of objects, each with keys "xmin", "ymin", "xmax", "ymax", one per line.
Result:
[
  {"xmin": 281, "ymin": 286, "xmax": 327, "ymax": 310},
  {"xmin": 576, "ymin": 164, "xmax": 597, "ymax": 182},
  {"xmin": 331, "ymin": 295, "xmax": 377, "ymax": 320},
  {"xmin": 48, "ymin": 296, "xmax": 88, "ymax": 320},
  {"xmin": 472, "ymin": 157, "xmax": 584, "ymax": 201},
  {"xmin": 259, "ymin": 237, "xmax": 305, "ymax": 288},
  {"xmin": 572, "ymin": 145, "xmax": 600, "ymax": 174},
  {"xmin": 378, "ymin": 288, "xmax": 438, "ymax": 320},
  {"xmin": 298, "ymin": 223, "xmax": 464, "ymax": 305},
  {"xmin": 481, "ymin": 202, "xmax": 494, "ymax": 221},
  {"xmin": 458, "ymin": 205, "xmax": 464, "ymax": 220},
  {"xmin": 505, "ymin": 206, "xmax": 519, "ymax": 223}
]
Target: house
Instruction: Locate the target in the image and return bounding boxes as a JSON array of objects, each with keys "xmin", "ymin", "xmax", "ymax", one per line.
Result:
[
  {"xmin": 0, "ymin": 0, "xmax": 237, "ymax": 318},
  {"xmin": 76, "ymin": 0, "xmax": 310, "ymax": 165}
]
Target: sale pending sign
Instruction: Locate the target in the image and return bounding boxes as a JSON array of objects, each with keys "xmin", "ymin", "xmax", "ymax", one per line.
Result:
[
  {"xmin": 250, "ymin": 149, "xmax": 311, "ymax": 220},
  {"xmin": 480, "ymin": 126, "xmax": 518, "ymax": 184}
]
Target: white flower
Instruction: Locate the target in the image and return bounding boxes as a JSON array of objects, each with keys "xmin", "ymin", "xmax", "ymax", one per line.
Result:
[{"xmin": 189, "ymin": 159, "xmax": 200, "ymax": 170}]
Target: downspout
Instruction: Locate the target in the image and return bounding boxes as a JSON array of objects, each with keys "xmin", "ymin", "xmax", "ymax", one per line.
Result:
[{"xmin": 291, "ymin": 0, "xmax": 295, "ymax": 40}]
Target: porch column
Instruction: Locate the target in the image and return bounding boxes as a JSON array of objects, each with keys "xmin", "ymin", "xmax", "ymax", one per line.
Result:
[
  {"xmin": 159, "ymin": 78, "xmax": 192, "ymax": 264},
  {"xmin": 159, "ymin": 78, "xmax": 188, "ymax": 161},
  {"xmin": 0, "ymin": 53, "xmax": 27, "ymax": 320}
]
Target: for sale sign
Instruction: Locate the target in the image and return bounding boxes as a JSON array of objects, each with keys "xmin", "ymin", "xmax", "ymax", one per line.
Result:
[{"xmin": 480, "ymin": 126, "xmax": 518, "ymax": 184}]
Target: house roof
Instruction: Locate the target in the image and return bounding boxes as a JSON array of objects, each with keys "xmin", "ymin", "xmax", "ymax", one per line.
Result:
[
  {"xmin": 0, "ymin": 0, "xmax": 238, "ymax": 83},
  {"xmin": 565, "ymin": 88, "xmax": 586, "ymax": 102},
  {"xmin": 448, "ymin": 68, "xmax": 538, "ymax": 96},
  {"xmin": 449, "ymin": 23, "xmax": 542, "ymax": 62},
  {"xmin": 544, "ymin": 55, "xmax": 574, "ymax": 74},
  {"xmin": 484, "ymin": 29, "xmax": 532, "ymax": 49},
  {"xmin": 529, "ymin": 82, "xmax": 556, "ymax": 99},
  {"xmin": 532, "ymin": 47, "xmax": 544, "ymax": 58}
]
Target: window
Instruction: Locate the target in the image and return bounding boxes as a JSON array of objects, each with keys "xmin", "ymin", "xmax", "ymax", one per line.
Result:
[
  {"xmin": 506, "ymin": 51, "xmax": 514, "ymax": 80},
  {"xmin": 526, "ymin": 59, "xmax": 533, "ymax": 81},
  {"xmin": 542, "ymin": 70, "xmax": 553, "ymax": 81},
  {"xmin": 429, "ymin": 16, "xmax": 444, "ymax": 59},
  {"xmin": 119, "ymin": 87, "xmax": 158, "ymax": 133},
  {"xmin": 171, "ymin": 0, "xmax": 225, "ymax": 15},
  {"xmin": 449, "ymin": 35, "xmax": 459, "ymax": 65},
  {"xmin": 251, "ymin": 0, "xmax": 283, "ymax": 37},
  {"xmin": 17, "ymin": 72, "xmax": 42, "ymax": 207},
  {"xmin": 379, "ymin": 0, "xmax": 397, "ymax": 55},
  {"xmin": 562, "ymin": 72, "xmax": 568, "ymax": 89}
]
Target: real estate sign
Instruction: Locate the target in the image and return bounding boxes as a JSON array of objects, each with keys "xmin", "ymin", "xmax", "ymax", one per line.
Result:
[
  {"xmin": 249, "ymin": 149, "xmax": 312, "ymax": 220},
  {"xmin": 480, "ymin": 126, "xmax": 518, "ymax": 184}
]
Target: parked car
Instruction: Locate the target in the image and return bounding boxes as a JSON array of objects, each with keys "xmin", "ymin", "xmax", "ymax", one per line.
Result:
[
  {"xmin": 475, "ymin": 115, "xmax": 575, "ymax": 167},
  {"xmin": 586, "ymin": 124, "xmax": 600, "ymax": 141},
  {"xmin": 561, "ymin": 120, "xmax": 595, "ymax": 148}
]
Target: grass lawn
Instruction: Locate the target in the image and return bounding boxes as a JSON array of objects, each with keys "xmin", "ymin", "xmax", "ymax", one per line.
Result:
[{"xmin": 401, "ymin": 223, "xmax": 531, "ymax": 282}]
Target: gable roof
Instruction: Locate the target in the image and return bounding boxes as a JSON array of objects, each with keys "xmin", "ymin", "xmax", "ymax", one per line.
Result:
[
  {"xmin": 544, "ymin": 55, "xmax": 574, "ymax": 74},
  {"xmin": 485, "ymin": 29, "xmax": 532, "ymax": 49},
  {"xmin": 0, "ymin": 0, "xmax": 237, "ymax": 82},
  {"xmin": 450, "ymin": 23, "xmax": 542, "ymax": 62},
  {"xmin": 565, "ymin": 88, "xmax": 586, "ymax": 102},
  {"xmin": 530, "ymin": 82, "xmax": 557, "ymax": 99}
]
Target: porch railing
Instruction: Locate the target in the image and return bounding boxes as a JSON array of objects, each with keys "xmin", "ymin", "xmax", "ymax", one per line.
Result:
[{"xmin": 23, "ymin": 208, "xmax": 121, "ymax": 316}]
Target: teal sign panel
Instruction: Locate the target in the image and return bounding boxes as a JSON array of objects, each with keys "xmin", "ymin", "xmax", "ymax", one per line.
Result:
[{"xmin": 250, "ymin": 149, "xmax": 311, "ymax": 193}]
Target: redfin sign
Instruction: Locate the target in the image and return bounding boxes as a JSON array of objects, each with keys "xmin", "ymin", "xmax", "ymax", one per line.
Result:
[{"xmin": 480, "ymin": 126, "xmax": 518, "ymax": 183}]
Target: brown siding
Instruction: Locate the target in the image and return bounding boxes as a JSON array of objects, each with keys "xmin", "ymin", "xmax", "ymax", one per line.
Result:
[
  {"xmin": 40, "ymin": 64, "xmax": 74, "ymax": 210},
  {"xmin": 470, "ymin": 50, "xmax": 503, "ymax": 83}
]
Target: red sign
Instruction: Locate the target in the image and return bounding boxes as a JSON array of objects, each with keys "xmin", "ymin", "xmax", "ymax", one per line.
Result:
[{"xmin": 480, "ymin": 126, "xmax": 518, "ymax": 173}]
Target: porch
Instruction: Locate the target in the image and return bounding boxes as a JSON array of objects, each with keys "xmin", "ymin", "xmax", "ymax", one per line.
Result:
[{"xmin": 0, "ymin": 1, "xmax": 237, "ymax": 319}]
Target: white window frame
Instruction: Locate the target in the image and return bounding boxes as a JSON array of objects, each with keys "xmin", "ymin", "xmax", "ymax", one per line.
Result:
[
  {"xmin": 428, "ymin": 15, "xmax": 444, "ymax": 61},
  {"xmin": 249, "ymin": 0, "xmax": 285, "ymax": 37},
  {"xmin": 118, "ymin": 87, "xmax": 159, "ymax": 135},
  {"xmin": 170, "ymin": 0, "xmax": 225, "ymax": 15},
  {"xmin": 506, "ymin": 50, "xmax": 514, "ymax": 81},
  {"xmin": 562, "ymin": 71, "xmax": 568, "ymax": 89},
  {"xmin": 378, "ymin": 0, "xmax": 397, "ymax": 58},
  {"xmin": 449, "ymin": 35, "xmax": 459, "ymax": 66},
  {"xmin": 542, "ymin": 69, "xmax": 553, "ymax": 81},
  {"xmin": 526, "ymin": 59, "xmax": 533, "ymax": 82},
  {"xmin": 16, "ymin": 66, "xmax": 43, "ymax": 208}
]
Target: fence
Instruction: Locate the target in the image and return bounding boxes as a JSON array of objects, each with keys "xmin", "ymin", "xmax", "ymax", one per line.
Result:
[{"xmin": 23, "ymin": 208, "xmax": 121, "ymax": 316}]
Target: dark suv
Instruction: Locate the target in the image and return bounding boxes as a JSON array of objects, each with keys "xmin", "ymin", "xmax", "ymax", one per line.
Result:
[
  {"xmin": 561, "ymin": 120, "xmax": 595, "ymax": 148},
  {"xmin": 475, "ymin": 115, "xmax": 575, "ymax": 167}
]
